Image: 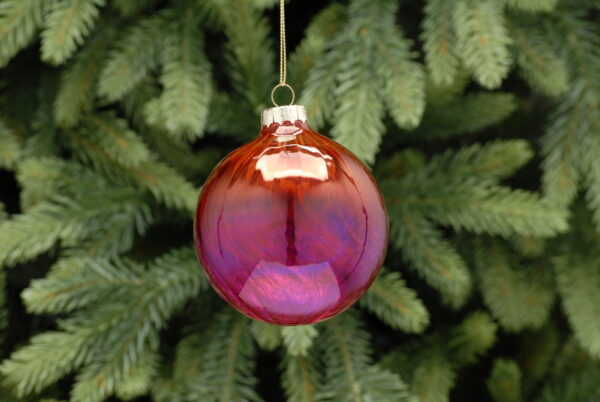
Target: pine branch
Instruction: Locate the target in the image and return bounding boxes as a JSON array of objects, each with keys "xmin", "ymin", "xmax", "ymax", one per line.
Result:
[
  {"xmin": 329, "ymin": 0, "xmax": 422, "ymax": 163},
  {"xmin": 453, "ymin": 0, "xmax": 512, "ymax": 89},
  {"xmin": 97, "ymin": 14, "xmax": 165, "ymax": 102},
  {"xmin": 554, "ymin": 254, "xmax": 600, "ymax": 358},
  {"xmin": 281, "ymin": 326, "xmax": 318, "ymax": 357},
  {"xmin": 415, "ymin": 93, "xmax": 518, "ymax": 139},
  {"xmin": 188, "ymin": 310, "xmax": 261, "ymax": 402},
  {"xmin": 300, "ymin": 40, "xmax": 347, "ymax": 129},
  {"xmin": 537, "ymin": 367, "xmax": 600, "ymax": 402},
  {"xmin": 172, "ymin": 330, "xmax": 208, "ymax": 392},
  {"xmin": 0, "ymin": 329, "xmax": 96, "ymax": 396},
  {"xmin": 422, "ymin": 0, "xmax": 460, "ymax": 85},
  {"xmin": 24, "ymin": 249, "xmax": 202, "ymax": 401},
  {"xmin": 448, "ymin": 311, "xmax": 498, "ymax": 366},
  {"xmin": 288, "ymin": 3, "xmax": 346, "ymax": 89},
  {"xmin": 282, "ymin": 352, "xmax": 322, "ymax": 402},
  {"xmin": 111, "ymin": 0, "xmax": 159, "ymax": 16},
  {"xmin": 0, "ymin": 266, "xmax": 7, "ymax": 349},
  {"xmin": 154, "ymin": 5, "xmax": 212, "ymax": 140},
  {"xmin": 410, "ymin": 346, "xmax": 456, "ymax": 402},
  {"xmin": 71, "ymin": 344, "xmax": 158, "ymax": 402},
  {"xmin": 386, "ymin": 206, "xmax": 472, "ymax": 308},
  {"xmin": 540, "ymin": 93, "xmax": 585, "ymax": 208},
  {"xmin": 580, "ymin": 133, "xmax": 600, "ymax": 231},
  {"xmin": 383, "ymin": 312, "xmax": 496, "ymax": 402},
  {"xmin": 76, "ymin": 112, "xmax": 151, "ymax": 168},
  {"xmin": 251, "ymin": 321, "xmax": 282, "ymax": 352},
  {"xmin": 318, "ymin": 311, "xmax": 412, "ymax": 402},
  {"xmin": 32, "ymin": 248, "xmax": 203, "ymax": 315},
  {"xmin": 331, "ymin": 50, "xmax": 385, "ymax": 164},
  {"xmin": 248, "ymin": 0, "xmax": 279, "ymax": 9},
  {"xmin": 0, "ymin": 117, "xmax": 22, "ymax": 169},
  {"xmin": 475, "ymin": 238, "xmax": 555, "ymax": 332},
  {"xmin": 0, "ymin": 189, "xmax": 148, "ymax": 267},
  {"xmin": 64, "ymin": 125, "xmax": 198, "ymax": 212},
  {"xmin": 114, "ymin": 347, "xmax": 159, "ymax": 401},
  {"xmin": 378, "ymin": 31, "xmax": 426, "ymax": 131},
  {"xmin": 541, "ymin": 9, "xmax": 600, "ymax": 215},
  {"xmin": 421, "ymin": 140, "xmax": 533, "ymax": 181},
  {"xmin": 216, "ymin": 0, "xmax": 275, "ymax": 109},
  {"xmin": 134, "ymin": 161, "xmax": 199, "ymax": 212},
  {"xmin": 359, "ymin": 270, "xmax": 430, "ymax": 333},
  {"xmin": 507, "ymin": 14, "xmax": 568, "ymax": 97},
  {"xmin": 303, "ymin": 0, "xmax": 424, "ymax": 162},
  {"xmin": 54, "ymin": 25, "xmax": 116, "ymax": 127},
  {"xmin": 41, "ymin": 0, "xmax": 105, "ymax": 65},
  {"xmin": 23, "ymin": 257, "xmax": 143, "ymax": 314},
  {"xmin": 425, "ymin": 67, "xmax": 470, "ymax": 107},
  {"xmin": 0, "ymin": 0, "xmax": 46, "ymax": 67},
  {"xmin": 424, "ymin": 185, "xmax": 567, "ymax": 237},
  {"xmin": 507, "ymin": 0, "xmax": 558, "ymax": 12},
  {"xmin": 487, "ymin": 359, "xmax": 523, "ymax": 402},
  {"xmin": 515, "ymin": 324, "xmax": 559, "ymax": 386},
  {"xmin": 388, "ymin": 174, "xmax": 568, "ymax": 238},
  {"xmin": 16, "ymin": 157, "xmax": 109, "ymax": 210}
]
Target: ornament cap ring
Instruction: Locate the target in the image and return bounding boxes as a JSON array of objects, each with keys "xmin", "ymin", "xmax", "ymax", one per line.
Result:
[{"xmin": 271, "ymin": 83, "xmax": 296, "ymax": 107}]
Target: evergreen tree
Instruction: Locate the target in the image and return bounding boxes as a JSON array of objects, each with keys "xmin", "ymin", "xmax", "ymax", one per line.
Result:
[{"xmin": 0, "ymin": 0, "xmax": 599, "ymax": 401}]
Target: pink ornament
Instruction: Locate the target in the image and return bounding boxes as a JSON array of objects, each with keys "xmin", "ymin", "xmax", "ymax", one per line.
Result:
[{"xmin": 194, "ymin": 105, "xmax": 388, "ymax": 325}]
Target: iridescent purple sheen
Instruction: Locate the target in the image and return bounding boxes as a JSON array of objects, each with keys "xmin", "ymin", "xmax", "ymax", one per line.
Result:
[{"xmin": 194, "ymin": 118, "xmax": 388, "ymax": 325}]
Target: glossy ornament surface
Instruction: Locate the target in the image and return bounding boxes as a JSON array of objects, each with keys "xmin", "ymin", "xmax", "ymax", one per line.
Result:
[{"xmin": 194, "ymin": 105, "xmax": 388, "ymax": 325}]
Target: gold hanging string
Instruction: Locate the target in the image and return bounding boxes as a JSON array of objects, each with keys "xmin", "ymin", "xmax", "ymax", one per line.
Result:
[{"xmin": 271, "ymin": 0, "xmax": 295, "ymax": 107}]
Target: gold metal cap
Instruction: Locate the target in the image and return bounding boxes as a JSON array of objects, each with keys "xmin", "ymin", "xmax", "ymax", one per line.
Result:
[{"xmin": 261, "ymin": 105, "xmax": 308, "ymax": 126}]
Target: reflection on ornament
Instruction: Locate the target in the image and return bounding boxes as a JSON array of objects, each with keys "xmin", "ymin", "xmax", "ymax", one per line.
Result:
[
  {"xmin": 239, "ymin": 261, "xmax": 341, "ymax": 319},
  {"xmin": 194, "ymin": 105, "xmax": 388, "ymax": 325}
]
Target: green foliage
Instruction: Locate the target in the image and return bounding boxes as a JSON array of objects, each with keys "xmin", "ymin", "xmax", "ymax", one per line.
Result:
[
  {"xmin": 475, "ymin": 238, "xmax": 555, "ymax": 332},
  {"xmin": 554, "ymin": 253, "xmax": 600, "ymax": 358},
  {"xmin": 0, "ymin": 117, "xmax": 22, "ymax": 168},
  {"xmin": 359, "ymin": 269, "xmax": 429, "ymax": 333},
  {"xmin": 1, "ymin": 248, "xmax": 203, "ymax": 399},
  {"xmin": 288, "ymin": 3, "xmax": 346, "ymax": 88},
  {"xmin": 97, "ymin": 15, "xmax": 165, "ymax": 102},
  {"xmin": 282, "ymin": 352, "xmax": 321, "ymax": 402},
  {"xmin": 302, "ymin": 0, "xmax": 425, "ymax": 163},
  {"xmin": 453, "ymin": 0, "xmax": 512, "ymax": 89},
  {"xmin": 281, "ymin": 325, "xmax": 318, "ymax": 356},
  {"xmin": 153, "ymin": 5, "xmax": 212, "ymax": 140},
  {"xmin": 1, "ymin": 0, "xmax": 600, "ymax": 400},
  {"xmin": 383, "ymin": 312, "xmax": 497, "ymax": 402},
  {"xmin": 537, "ymin": 368, "xmax": 600, "ymax": 402},
  {"xmin": 41, "ymin": 0, "xmax": 105, "ymax": 65},
  {"xmin": 541, "ymin": 8, "xmax": 600, "ymax": 226},
  {"xmin": 318, "ymin": 312, "xmax": 412, "ymax": 401},
  {"xmin": 410, "ymin": 346, "xmax": 456, "ymax": 402},
  {"xmin": 416, "ymin": 93, "xmax": 518, "ymax": 139},
  {"xmin": 0, "ymin": 0, "xmax": 46, "ymax": 67},
  {"xmin": 507, "ymin": 0, "xmax": 558, "ymax": 12},
  {"xmin": 54, "ymin": 24, "xmax": 115, "ymax": 127},
  {"xmin": 251, "ymin": 321, "xmax": 282, "ymax": 351},
  {"xmin": 187, "ymin": 311, "xmax": 261, "ymax": 402},
  {"xmin": 422, "ymin": 0, "xmax": 459, "ymax": 85},
  {"xmin": 515, "ymin": 324, "xmax": 560, "ymax": 387},
  {"xmin": 487, "ymin": 359, "xmax": 523, "ymax": 402},
  {"xmin": 111, "ymin": 0, "xmax": 159, "ymax": 16},
  {"xmin": 384, "ymin": 140, "xmax": 566, "ymax": 307},
  {"xmin": 507, "ymin": 14, "xmax": 568, "ymax": 96}
]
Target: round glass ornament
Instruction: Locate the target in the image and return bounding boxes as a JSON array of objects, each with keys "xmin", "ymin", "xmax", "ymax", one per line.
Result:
[{"xmin": 194, "ymin": 105, "xmax": 388, "ymax": 325}]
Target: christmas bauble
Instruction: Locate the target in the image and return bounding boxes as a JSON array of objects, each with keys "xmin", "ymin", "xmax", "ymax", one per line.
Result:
[{"xmin": 194, "ymin": 105, "xmax": 388, "ymax": 325}]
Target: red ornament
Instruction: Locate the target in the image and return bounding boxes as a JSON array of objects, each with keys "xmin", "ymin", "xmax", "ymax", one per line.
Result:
[{"xmin": 194, "ymin": 105, "xmax": 388, "ymax": 325}]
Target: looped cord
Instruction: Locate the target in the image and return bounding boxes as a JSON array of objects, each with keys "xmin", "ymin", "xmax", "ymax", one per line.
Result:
[{"xmin": 272, "ymin": 0, "xmax": 295, "ymax": 106}]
